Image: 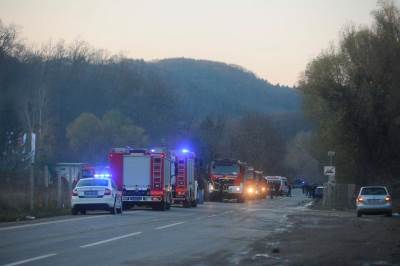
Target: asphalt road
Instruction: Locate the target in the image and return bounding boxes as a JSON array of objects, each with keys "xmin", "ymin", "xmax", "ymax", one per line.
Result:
[{"xmin": 0, "ymin": 190, "xmax": 308, "ymax": 266}]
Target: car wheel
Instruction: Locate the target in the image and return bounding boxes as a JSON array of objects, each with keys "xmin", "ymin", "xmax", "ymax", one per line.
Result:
[
  {"xmin": 357, "ymin": 211, "xmax": 362, "ymax": 217},
  {"xmin": 71, "ymin": 208, "xmax": 78, "ymax": 215}
]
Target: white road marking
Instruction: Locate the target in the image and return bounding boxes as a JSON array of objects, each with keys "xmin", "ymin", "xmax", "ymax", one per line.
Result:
[
  {"xmin": 0, "ymin": 216, "xmax": 104, "ymax": 232},
  {"xmin": 155, "ymin": 222, "xmax": 185, "ymax": 230},
  {"xmin": 80, "ymin": 232, "xmax": 142, "ymax": 248},
  {"xmin": 207, "ymin": 214, "xmax": 218, "ymax": 217},
  {"xmin": 2, "ymin": 253, "xmax": 57, "ymax": 266}
]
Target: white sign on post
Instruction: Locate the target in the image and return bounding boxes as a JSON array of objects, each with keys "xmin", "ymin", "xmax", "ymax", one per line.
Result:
[{"xmin": 324, "ymin": 166, "xmax": 336, "ymax": 176}]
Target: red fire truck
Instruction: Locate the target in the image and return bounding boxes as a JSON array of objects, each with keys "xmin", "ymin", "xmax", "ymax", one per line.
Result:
[
  {"xmin": 208, "ymin": 159, "xmax": 246, "ymax": 202},
  {"xmin": 171, "ymin": 149, "xmax": 198, "ymax": 207},
  {"xmin": 108, "ymin": 147, "xmax": 173, "ymax": 211}
]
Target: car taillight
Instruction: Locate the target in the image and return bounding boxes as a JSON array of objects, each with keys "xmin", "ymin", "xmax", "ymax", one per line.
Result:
[
  {"xmin": 104, "ymin": 188, "xmax": 112, "ymax": 195},
  {"xmin": 72, "ymin": 189, "xmax": 78, "ymax": 196},
  {"xmin": 356, "ymin": 196, "xmax": 364, "ymax": 203},
  {"xmin": 385, "ymin": 195, "xmax": 392, "ymax": 202}
]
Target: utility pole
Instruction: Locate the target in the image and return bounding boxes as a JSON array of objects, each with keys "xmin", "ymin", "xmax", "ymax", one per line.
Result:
[
  {"xmin": 44, "ymin": 165, "xmax": 49, "ymax": 208},
  {"xmin": 29, "ymin": 162, "xmax": 34, "ymax": 211},
  {"xmin": 328, "ymin": 151, "xmax": 335, "ymax": 166},
  {"xmin": 29, "ymin": 133, "xmax": 36, "ymax": 212}
]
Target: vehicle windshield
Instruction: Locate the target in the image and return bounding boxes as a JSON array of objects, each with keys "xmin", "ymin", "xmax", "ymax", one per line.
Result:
[
  {"xmin": 245, "ymin": 171, "xmax": 254, "ymax": 180},
  {"xmin": 212, "ymin": 164, "xmax": 239, "ymax": 175},
  {"xmin": 77, "ymin": 179, "xmax": 109, "ymax": 187},
  {"xmin": 361, "ymin": 187, "xmax": 387, "ymax": 195}
]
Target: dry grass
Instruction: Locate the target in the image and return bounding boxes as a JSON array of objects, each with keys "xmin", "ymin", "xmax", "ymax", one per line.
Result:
[{"xmin": 0, "ymin": 183, "xmax": 71, "ymax": 222}]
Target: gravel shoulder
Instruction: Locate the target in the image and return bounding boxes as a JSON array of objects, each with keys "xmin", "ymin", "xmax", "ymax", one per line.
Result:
[{"xmin": 243, "ymin": 209, "xmax": 400, "ymax": 266}]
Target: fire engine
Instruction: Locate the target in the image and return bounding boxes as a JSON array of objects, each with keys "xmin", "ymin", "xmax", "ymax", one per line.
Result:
[
  {"xmin": 208, "ymin": 159, "xmax": 246, "ymax": 202},
  {"xmin": 171, "ymin": 149, "xmax": 198, "ymax": 207},
  {"xmin": 108, "ymin": 147, "xmax": 173, "ymax": 211}
]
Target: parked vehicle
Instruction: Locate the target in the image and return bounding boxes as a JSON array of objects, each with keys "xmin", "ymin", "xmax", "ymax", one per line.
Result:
[
  {"xmin": 265, "ymin": 176, "xmax": 289, "ymax": 196},
  {"xmin": 109, "ymin": 147, "xmax": 173, "ymax": 211},
  {"xmin": 171, "ymin": 149, "xmax": 198, "ymax": 207},
  {"xmin": 71, "ymin": 177, "xmax": 122, "ymax": 215},
  {"xmin": 314, "ymin": 186, "xmax": 324, "ymax": 199},
  {"xmin": 208, "ymin": 159, "xmax": 246, "ymax": 202},
  {"xmin": 356, "ymin": 186, "xmax": 392, "ymax": 217},
  {"xmin": 254, "ymin": 170, "xmax": 267, "ymax": 199},
  {"xmin": 243, "ymin": 166, "xmax": 260, "ymax": 200}
]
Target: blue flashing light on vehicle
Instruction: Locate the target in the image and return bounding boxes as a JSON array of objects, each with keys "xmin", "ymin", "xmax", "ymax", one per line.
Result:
[{"xmin": 94, "ymin": 173, "xmax": 111, "ymax": 178}]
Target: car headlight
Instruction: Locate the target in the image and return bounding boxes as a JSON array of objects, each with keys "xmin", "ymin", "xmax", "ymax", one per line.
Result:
[
  {"xmin": 209, "ymin": 184, "xmax": 214, "ymax": 191},
  {"xmin": 247, "ymin": 187, "xmax": 254, "ymax": 194},
  {"xmin": 262, "ymin": 187, "xmax": 266, "ymax": 192},
  {"xmin": 236, "ymin": 187, "xmax": 240, "ymax": 191}
]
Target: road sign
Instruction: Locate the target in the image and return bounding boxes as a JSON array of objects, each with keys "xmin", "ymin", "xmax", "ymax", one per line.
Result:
[{"xmin": 324, "ymin": 166, "xmax": 336, "ymax": 176}]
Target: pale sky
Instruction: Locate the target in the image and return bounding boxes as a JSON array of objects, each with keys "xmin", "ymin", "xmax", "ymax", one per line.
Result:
[{"xmin": 0, "ymin": 0, "xmax": 391, "ymax": 86}]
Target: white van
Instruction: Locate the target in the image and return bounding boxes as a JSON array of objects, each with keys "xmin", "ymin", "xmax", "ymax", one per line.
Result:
[{"xmin": 265, "ymin": 176, "xmax": 289, "ymax": 196}]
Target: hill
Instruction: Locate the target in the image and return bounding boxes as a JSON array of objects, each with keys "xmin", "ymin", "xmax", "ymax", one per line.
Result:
[{"xmin": 153, "ymin": 58, "xmax": 301, "ymax": 118}]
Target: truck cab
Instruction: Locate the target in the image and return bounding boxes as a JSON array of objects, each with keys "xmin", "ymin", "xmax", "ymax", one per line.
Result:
[{"xmin": 208, "ymin": 159, "xmax": 245, "ymax": 202}]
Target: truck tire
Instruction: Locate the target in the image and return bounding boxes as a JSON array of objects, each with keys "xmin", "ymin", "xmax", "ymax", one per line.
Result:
[
  {"xmin": 183, "ymin": 200, "xmax": 191, "ymax": 208},
  {"xmin": 237, "ymin": 196, "xmax": 245, "ymax": 203},
  {"xmin": 159, "ymin": 201, "xmax": 167, "ymax": 211}
]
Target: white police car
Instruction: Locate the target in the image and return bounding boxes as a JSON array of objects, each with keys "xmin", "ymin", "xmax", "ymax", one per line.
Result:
[{"xmin": 71, "ymin": 178, "xmax": 122, "ymax": 215}]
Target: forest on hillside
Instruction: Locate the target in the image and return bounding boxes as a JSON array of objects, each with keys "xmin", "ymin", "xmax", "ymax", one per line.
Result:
[{"xmin": 0, "ymin": 19, "xmax": 319, "ymax": 183}]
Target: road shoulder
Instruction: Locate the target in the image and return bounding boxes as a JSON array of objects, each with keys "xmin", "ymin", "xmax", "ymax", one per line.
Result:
[{"xmin": 242, "ymin": 209, "xmax": 400, "ymax": 266}]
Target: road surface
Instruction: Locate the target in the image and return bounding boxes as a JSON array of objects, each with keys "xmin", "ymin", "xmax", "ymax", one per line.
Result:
[
  {"xmin": 2, "ymin": 190, "xmax": 398, "ymax": 266},
  {"xmin": 0, "ymin": 190, "xmax": 307, "ymax": 266}
]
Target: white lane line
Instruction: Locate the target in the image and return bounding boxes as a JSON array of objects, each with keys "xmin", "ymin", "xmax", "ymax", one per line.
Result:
[
  {"xmin": 155, "ymin": 222, "xmax": 185, "ymax": 230},
  {"xmin": 2, "ymin": 253, "xmax": 57, "ymax": 266},
  {"xmin": 80, "ymin": 232, "xmax": 142, "ymax": 248},
  {"xmin": 0, "ymin": 216, "xmax": 104, "ymax": 232},
  {"xmin": 207, "ymin": 214, "xmax": 218, "ymax": 218}
]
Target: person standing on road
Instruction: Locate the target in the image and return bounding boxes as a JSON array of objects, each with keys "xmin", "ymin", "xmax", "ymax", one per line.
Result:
[
  {"xmin": 269, "ymin": 182, "xmax": 274, "ymax": 199},
  {"xmin": 275, "ymin": 183, "xmax": 280, "ymax": 197},
  {"xmin": 288, "ymin": 184, "xmax": 292, "ymax": 197}
]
